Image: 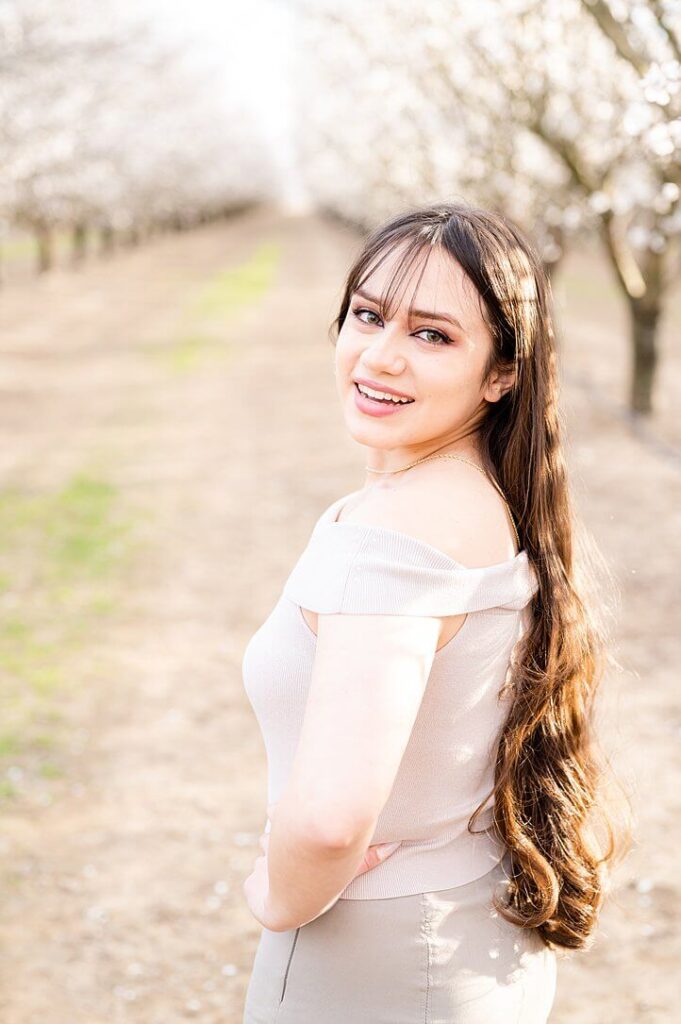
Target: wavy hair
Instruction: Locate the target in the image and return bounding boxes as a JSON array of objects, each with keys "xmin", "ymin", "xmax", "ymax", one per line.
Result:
[{"xmin": 329, "ymin": 200, "xmax": 632, "ymax": 951}]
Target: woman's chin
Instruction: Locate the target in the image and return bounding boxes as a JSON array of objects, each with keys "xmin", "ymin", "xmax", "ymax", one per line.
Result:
[{"xmin": 344, "ymin": 417, "xmax": 395, "ymax": 445}]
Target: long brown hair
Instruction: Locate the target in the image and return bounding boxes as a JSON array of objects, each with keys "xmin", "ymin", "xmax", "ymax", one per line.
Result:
[{"xmin": 330, "ymin": 200, "xmax": 632, "ymax": 951}]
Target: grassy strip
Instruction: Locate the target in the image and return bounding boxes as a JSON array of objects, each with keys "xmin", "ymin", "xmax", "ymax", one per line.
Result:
[
  {"xmin": 153, "ymin": 239, "xmax": 281, "ymax": 373},
  {"xmin": 0, "ymin": 229, "xmax": 73, "ymax": 264},
  {"xmin": 0, "ymin": 471, "xmax": 139, "ymax": 799}
]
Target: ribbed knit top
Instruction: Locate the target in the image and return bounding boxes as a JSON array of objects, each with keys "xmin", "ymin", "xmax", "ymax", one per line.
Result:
[{"xmin": 241, "ymin": 490, "xmax": 540, "ymax": 900}]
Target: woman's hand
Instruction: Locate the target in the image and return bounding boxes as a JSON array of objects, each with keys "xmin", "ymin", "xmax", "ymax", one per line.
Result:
[{"xmin": 243, "ymin": 839, "xmax": 278, "ymax": 930}]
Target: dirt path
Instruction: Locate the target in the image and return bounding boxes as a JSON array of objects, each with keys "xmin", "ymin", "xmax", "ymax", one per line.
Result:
[{"xmin": 0, "ymin": 207, "xmax": 679, "ymax": 1023}]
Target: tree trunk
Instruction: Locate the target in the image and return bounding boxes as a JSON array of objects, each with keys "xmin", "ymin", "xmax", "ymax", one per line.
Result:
[
  {"xmin": 627, "ymin": 299, "xmax": 659, "ymax": 415},
  {"xmin": 541, "ymin": 254, "xmax": 564, "ymax": 282},
  {"xmin": 99, "ymin": 225, "xmax": 115, "ymax": 255},
  {"xmin": 598, "ymin": 216, "xmax": 664, "ymax": 416},
  {"xmin": 35, "ymin": 226, "xmax": 53, "ymax": 273},
  {"xmin": 539, "ymin": 223, "xmax": 564, "ymax": 283},
  {"xmin": 72, "ymin": 222, "xmax": 87, "ymax": 265}
]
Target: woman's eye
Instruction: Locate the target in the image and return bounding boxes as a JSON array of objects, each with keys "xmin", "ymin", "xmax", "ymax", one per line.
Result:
[
  {"xmin": 352, "ymin": 306, "xmax": 382, "ymax": 325},
  {"xmin": 415, "ymin": 328, "xmax": 452, "ymax": 346},
  {"xmin": 351, "ymin": 306, "xmax": 451, "ymax": 346}
]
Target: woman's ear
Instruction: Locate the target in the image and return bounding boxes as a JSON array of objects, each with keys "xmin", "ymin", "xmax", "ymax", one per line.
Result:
[{"xmin": 483, "ymin": 366, "xmax": 515, "ymax": 404}]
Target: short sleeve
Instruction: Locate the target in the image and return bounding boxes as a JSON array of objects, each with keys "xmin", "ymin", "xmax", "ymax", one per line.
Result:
[{"xmin": 282, "ymin": 519, "xmax": 539, "ymax": 617}]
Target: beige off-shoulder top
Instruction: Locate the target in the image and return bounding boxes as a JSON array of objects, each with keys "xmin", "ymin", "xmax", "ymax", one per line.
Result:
[{"xmin": 241, "ymin": 491, "xmax": 539, "ymax": 899}]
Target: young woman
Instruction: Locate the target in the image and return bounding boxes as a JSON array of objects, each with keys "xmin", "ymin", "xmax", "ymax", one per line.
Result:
[{"xmin": 240, "ymin": 201, "xmax": 629, "ymax": 1023}]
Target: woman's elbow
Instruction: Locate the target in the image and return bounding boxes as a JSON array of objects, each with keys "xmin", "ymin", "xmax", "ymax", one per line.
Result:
[{"xmin": 295, "ymin": 804, "xmax": 376, "ymax": 850}]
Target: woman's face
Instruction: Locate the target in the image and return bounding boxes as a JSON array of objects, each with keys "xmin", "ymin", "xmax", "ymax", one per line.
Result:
[{"xmin": 335, "ymin": 242, "xmax": 510, "ymax": 471}]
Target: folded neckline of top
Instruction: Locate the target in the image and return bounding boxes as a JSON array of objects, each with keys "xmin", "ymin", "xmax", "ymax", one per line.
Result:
[{"xmin": 318, "ymin": 490, "xmax": 532, "ymax": 574}]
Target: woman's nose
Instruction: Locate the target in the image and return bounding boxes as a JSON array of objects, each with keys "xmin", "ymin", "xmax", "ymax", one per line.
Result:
[{"xmin": 362, "ymin": 327, "xmax": 406, "ymax": 371}]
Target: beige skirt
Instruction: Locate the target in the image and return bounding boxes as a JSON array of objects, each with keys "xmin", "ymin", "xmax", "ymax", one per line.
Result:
[{"xmin": 242, "ymin": 853, "xmax": 558, "ymax": 1023}]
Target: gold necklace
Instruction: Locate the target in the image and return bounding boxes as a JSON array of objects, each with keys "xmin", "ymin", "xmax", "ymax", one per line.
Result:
[{"xmin": 365, "ymin": 452, "xmax": 521, "ymax": 552}]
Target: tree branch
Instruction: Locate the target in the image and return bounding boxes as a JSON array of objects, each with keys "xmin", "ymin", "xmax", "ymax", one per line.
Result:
[
  {"xmin": 649, "ymin": 0, "xmax": 681, "ymax": 64},
  {"xmin": 579, "ymin": 0, "xmax": 651, "ymax": 73}
]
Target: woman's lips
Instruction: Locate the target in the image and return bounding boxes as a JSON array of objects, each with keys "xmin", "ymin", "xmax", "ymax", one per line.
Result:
[{"xmin": 353, "ymin": 381, "xmax": 415, "ymax": 418}]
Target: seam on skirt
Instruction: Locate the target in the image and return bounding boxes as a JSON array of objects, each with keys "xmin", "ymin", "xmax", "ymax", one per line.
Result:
[
  {"xmin": 420, "ymin": 893, "xmax": 432, "ymax": 1024},
  {"xmin": 276, "ymin": 926, "xmax": 300, "ymax": 1014}
]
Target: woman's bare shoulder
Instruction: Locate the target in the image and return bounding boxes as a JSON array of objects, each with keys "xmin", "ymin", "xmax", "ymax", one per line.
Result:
[{"xmin": 341, "ymin": 462, "xmax": 517, "ymax": 567}]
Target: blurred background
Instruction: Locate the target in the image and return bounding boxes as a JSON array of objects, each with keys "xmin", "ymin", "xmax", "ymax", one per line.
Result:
[{"xmin": 0, "ymin": 1, "xmax": 679, "ymax": 1021}]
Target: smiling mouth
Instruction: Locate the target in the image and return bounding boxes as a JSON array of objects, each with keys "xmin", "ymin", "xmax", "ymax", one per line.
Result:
[{"xmin": 354, "ymin": 382, "xmax": 415, "ymax": 405}]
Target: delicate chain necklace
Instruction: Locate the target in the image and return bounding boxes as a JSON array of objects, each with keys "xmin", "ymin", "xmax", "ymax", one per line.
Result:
[{"xmin": 364, "ymin": 452, "xmax": 521, "ymax": 551}]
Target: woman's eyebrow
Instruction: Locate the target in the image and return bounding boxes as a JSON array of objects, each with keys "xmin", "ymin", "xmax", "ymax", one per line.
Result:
[{"xmin": 354, "ymin": 286, "xmax": 466, "ymax": 332}]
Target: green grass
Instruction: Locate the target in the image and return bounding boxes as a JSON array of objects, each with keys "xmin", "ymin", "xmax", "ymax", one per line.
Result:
[
  {"xmin": 0, "ymin": 229, "xmax": 73, "ymax": 265},
  {"xmin": 0, "ymin": 733, "xmax": 19, "ymax": 757},
  {"xmin": 191, "ymin": 240, "xmax": 281, "ymax": 317},
  {"xmin": 151, "ymin": 239, "xmax": 281, "ymax": 374},
  {"xmin": 0, "ymin": 470, "xmax": 138, "ymax": 787},
  {"xmin": 0, "ymin": 780, "xmax": 17, "ymax": 802},
  {"xmin": 154, "ymin": 332, "xmax": 215, "ymax": 373}
]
